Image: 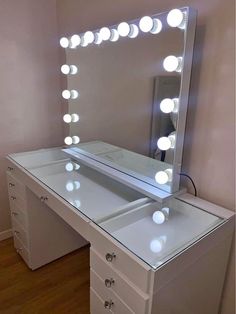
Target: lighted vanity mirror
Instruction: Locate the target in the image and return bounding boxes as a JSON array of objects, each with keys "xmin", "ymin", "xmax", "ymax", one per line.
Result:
[{"xmin": 60, "ymin": 7, "xmax": 197, "ymax": 195}]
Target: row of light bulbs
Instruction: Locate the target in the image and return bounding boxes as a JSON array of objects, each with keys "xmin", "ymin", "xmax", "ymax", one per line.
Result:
[{"xmin": 60, "ymin": 9, "xmax": 186, "ymax": 49}]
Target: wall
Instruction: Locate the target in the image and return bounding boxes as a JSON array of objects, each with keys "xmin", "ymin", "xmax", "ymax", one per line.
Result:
[
  {"xmin": 57, "ymin": 0, "xmax": 235, "ymax": 313},
  {"xmin": 0, "ymin": 0, "xmax": 64, "ymax": 235}
]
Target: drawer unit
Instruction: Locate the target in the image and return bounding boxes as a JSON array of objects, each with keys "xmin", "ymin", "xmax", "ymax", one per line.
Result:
[
  {"xmin": 90, "ymin": 248, "xmax": 149, "ymax": 314},
  {"xmin": 10, "ymin": 205, "xmax": 28, "ymax": 229},
  {"xmin": 12, "ymin": 218, "xmax": 29, "ymax": 249},
  {"xmin": 90, "ymin": 223, "xmax": 151, "ymax": 294},
  {"xmin": 7, "ymin": 172, "xmax": 26, "ymax": 198},
  {"xmin": 91, "ymin": 269, "xmax": 133, "ymax": 314},
  {"xmin": 13, "ymin": 235, "xmax": 30, "ymax": 266}
]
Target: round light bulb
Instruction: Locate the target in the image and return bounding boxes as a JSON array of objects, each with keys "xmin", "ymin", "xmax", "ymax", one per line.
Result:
[
  {"xmin": 157, "ymin": 137, "xmax": 172, "ymax": 151},
  {"xmin": 80, "ymin": 37, "xmax": 89, "ymax": 47},
  {"xmin": 128, "ymin": 24, "xmax": 139, "ymax": 38},
  {"xmin": 64, "ymin": 136, "xmax": 73, "ymax": 145},
  {"xmin": 152, "ymin": 211, "xmax": 165, "ymax": 224},
  {"xmin": 84, "ymin": 31, "xmax": 95, "ymax": 44},
  {"xmin": 167, "ymin": 9, "xmax": 186, "ymax": 29},
  {"xmin": 62, "ymin": 90, "xmax": 71, "ymax": 100},
  {"xmin": 163, "ymin": 55, "xmax": 182, "ymax": 72},
  {"xmin": 65, "ymin": 162, "xmax": 74, "ymax": 172},
  {"xmin": 117, "ymin": 22, "xmax": 130, "ymax": 37},
  {"xmin": 72, "ymin": 136, "xmax": 80, "ymax": 144},
  {"xmin": 60, "ymin": 37, "xmax": 69, "ymax": 48},
  {"xmin": 70, "ymin": 90, "xmax": 79, "ymax": 99},
  {"xmin": 66, "ymin": 181, "xmax": 74, "ymax": 192},
  {"xmin": 61, "ymin": 65, "xmax": 70, "ymax": 75},
  {"xmin": 160, "ymin": 98, "xmax": 175, "ymax": 113},
  {"xmin": 150, "ymin": 239, "xmax": 163, "ymax": 253},
  {"xmin": 139, "ymin": 16, "xmax": 154, "ymax": 33},
  {"xmin": 150, "ymin": 19, "xmax": 162, "ymax": 34},
  {"xmin": 63, "ymin": 114, "xmax": 72, "ymax": 123},
  {"xmin": 70, "ymin": 34, "xmax": 81, "ymax": 48},
  {"xmin": 71, "ymin": 113, "xmax": 79, "ymax": 122},
  {"xmin": 110, "ymin": 29, "xmax": 119, "ymax": 42},
  {"xmin": 94, "ymin": 32, "xmax": 103, "ymax": 45},
  {"xmin": 155, "ymin": 171, "xmax": 169, "ymax": 185},
  {"xmin": 100, "ymin": 27, "xmax": 111, "ymax": 41}
]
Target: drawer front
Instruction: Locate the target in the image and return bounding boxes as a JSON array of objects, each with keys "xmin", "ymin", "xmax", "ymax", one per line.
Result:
[
  {"xmin": 13, "ymin": 235, "xmax": 30, "ymax": 267},
  {"xmin": 90, "ymin": 288, "xmax": 108, "ymax": 314},
  {"xmin": 9, "ymin": 193, "xmax": 27, "ymax": 213},
  {"xmin": 12, "ymin": 218, "xmax": 29, "ymax": 249},
  {"xmin": 7, "ymin": 172, "xmax": 26, "ymax": 198},
  {"xmin": 91, "ymin": 270, "xmax": 133, "ymax": 314},
  {"xmin": 90, "ymin": 223, "xmax": 151, "ymax": 294},
  {"xmin": 91, "ymin": 248, "xmax": 149, "ymax": 314},
  {"xmin": 10, "ymin": 205, "xmax": 28, "ymax": 229}
]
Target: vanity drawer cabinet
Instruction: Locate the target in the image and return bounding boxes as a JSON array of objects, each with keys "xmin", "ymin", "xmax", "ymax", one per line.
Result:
[
  {"xmin": 91, "ymin": 270, "xmax": 133, "ymax": 314},
  {"xmin": 90, "ymin": 223, "xmax": 151, "ymax": 294},
  {"xmin": 12, "ymin": 218, "xmax": 29, "ymax": 249},
  {"xmin": 13, "ymin": 235, "xmax": 30, "ymax": 266},
  {"xmin": 90, "ymin": 248, "xmax": 149, "ymax": 314},
  {"xmin": 7, "ymin": 172, "xmax": 26, "ymax": 198},
  {"xmin": 10, "ymin": 205, "xmax": 28, "ymax": 229}
]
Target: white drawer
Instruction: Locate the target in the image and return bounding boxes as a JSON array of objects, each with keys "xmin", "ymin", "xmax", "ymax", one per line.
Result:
[
  {"xmin": 90, "ymin": 288, "xmax": 108, "ymax": 314},
  {"xmin": 9, "ymin": 193, "xmax": 27, "ymax": 213},
  {"xmin": 12, "ymin": 218, "xmax": 29, "ymax": 249},
  {"xmin": 10, "ymin": 205, "xmax": 28, "ymax": 229},
  {"xmin": 91, "ymin": 270, "xmax": 133, "ymax": 314},
  {"xmin": 90, "ymin": 248, "xmax": 149, "ymax": 314},
  {"xmin": 7, "ymin": 172, "xmax": 26, "ymax": 198},
  {"xmin": 90, "ymin": 223, "xmax": 151, "ymax": 294},
  {"xmin": 13, "ymin": 235, "xmax": 30, "ymax": 267}
]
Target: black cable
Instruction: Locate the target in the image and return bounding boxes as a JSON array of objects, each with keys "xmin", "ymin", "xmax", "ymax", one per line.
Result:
[{"xmin": 179, "ymin": 173, "xmax": 197, "ymax": 197}]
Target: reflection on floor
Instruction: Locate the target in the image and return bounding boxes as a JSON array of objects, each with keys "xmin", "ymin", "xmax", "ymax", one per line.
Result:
[{"xmin": 0, "ymin": 238, "xmax": 90, "ymax": 314}]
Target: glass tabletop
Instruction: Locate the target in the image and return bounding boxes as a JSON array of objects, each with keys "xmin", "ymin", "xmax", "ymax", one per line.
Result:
[{"xmin": 9, "ymin": 147, "xmax": 224, "ymax": 269}]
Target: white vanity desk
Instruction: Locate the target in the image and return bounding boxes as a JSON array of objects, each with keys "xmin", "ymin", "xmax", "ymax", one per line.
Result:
[{"xmin": 6, "ymin": 147, "xmax": 234, "ymax": 314}]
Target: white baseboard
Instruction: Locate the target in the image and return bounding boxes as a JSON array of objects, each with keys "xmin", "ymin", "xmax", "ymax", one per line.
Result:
[{"xmin": 0, "ymin": 229, "xmax": 12, "ymax": 241}]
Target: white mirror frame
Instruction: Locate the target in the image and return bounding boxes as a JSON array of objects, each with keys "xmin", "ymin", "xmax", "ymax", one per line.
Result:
[{"xmin": 60, "ymin": 6, "xmax": 197, "ymax": 201}]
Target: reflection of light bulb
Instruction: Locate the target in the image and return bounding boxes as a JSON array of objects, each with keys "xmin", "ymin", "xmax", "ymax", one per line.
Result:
[
  {"xmin": 167, "ymin": 9, "xmax": 186, "ymax": 29},
  {"xmin": 60, "ymin": 37, "xmax": 69, "ymax": 48},
  {"xmin": 110, "ymin": 29, "xmax": 119, "ymax": 42},
  {"xmin": 117, "ymin": 22, "xmax": 130, "ymax": 37},
  {"xmin": 150, "ymin": 19, "xmax": 162, "ymax": 34},
  {"xmin": 128, "ymin": 24, "xmax": 139, "ymax": 38},
  {"xmin": 62, "ymin": 90, "xmax": 71, "ymax": 100},
  {"xmin": 64, "ymin": 136, "xmax": 73, "ymax": 145},
  {"xmin": 139, "ymin": 16, "xmax": 153, "ymax": 32},
  {"xmin": 157, "ymin": 137, "xmax": 172, "ymax": 151},
  {"xmin": 168, "ymin": 133, "xmax": 176, "ymax": 149},
  {"xmin": 74, "ymin": 200, "xmax": 81, "ymax": 207},
  {"xmin": 84, "ymin": 31, "xmax": 95, "ymax": 44},
  {"xmin": 152, "ymin": 211, "xmax": 165, "ymax": 224},
  {"xmin": 63, "ymin": 114, "xmax": 72, "ymax": 123},
  {"xmin": 163, "ymin": 56, "xmax": 182, "ymax": 72},
  {"xmin": 74, "ymin": 163, "xmax": 80, "ymax": 170},
  {"xmin": 100, "ymin": 27, "xmax": 111, "ymax": 41},
  {"xmin": 155, "ymin": 169, "xmax": 173, "ymax": 184},
  {"xmin": 71, "ymin": 113, "xmax": 79, "ymax": 122},
  {"xmin": 66, "ymin": 181, "xmax": 74, "ymax": 192},
  {"xmin": 150, "ymin": 236, "xmax": 167, "ymax": 253},
  {"xmin": 65, "ymin": 162, "xmax": 74, "ymax": 172},
  {"xmin": 74, "ymin": 181, "xmax": 81, "ymax": 190},
  {"xmin": 94, "ymin": 32, "xmax": 103, "ymax": 45},
  {"xmin": 160, "ymin": 98, "xmax": 179, "ymax": 113},
  {"xmin": 70, "ymin": 35, "xmax": 81, "ymax": 48},
  {"xmin": 71, "ymin": 90, "xmax": 79, "ymax": 99},
  {"xmin": 162, "ymin": 207, "xmax": 170, "ymax": 216},
  {"xmin": 72, "ymin": 136, "xmax": 80, "ymax": 144},
  {"xmin": 61, "ymin": 65, "xmax": 78, "ymax": 75}
]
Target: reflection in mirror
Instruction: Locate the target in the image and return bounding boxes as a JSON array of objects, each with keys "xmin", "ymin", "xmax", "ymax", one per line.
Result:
[{"xmin": 60, "ymin": 7, "xmax": 196, "ymax": 195}]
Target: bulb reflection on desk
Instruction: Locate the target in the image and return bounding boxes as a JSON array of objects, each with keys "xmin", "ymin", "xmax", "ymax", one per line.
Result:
[
  {"xmin": 65, "ymin": 162, "xmax": 80, "ymax": 172},
  {"xmin": 66, "ymin": 180, "xmax": 81, "ymax": 192},
  {"xmin": 152, "ymin": 207, "xmax": 170, "ymax": 224},
  {"xmin": 150, "ymin": 236, "xmax": 167, "ymax": 253},
  {"xmin": 68, "ymin": 199, "xmax": 81, "ymax": 208}
]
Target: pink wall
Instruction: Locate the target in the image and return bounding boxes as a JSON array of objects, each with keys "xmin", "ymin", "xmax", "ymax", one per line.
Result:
[
  {"xmin": 57, "ymin": 0, "xmax": 235, "ymax": 313},
  {"xmin": 0, "ymin": 0, "xmax": 64, "ymax": 233}
]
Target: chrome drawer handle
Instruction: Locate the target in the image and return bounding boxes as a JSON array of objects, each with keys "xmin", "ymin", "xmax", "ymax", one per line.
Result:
[
  {"xmin": 105, "ymin": 278, "xmax": 115, "ymax": 288},
  {"xmin": 105, "ymin": 252, "xmax": 116, "ymax": 262},
  {"xmin": 12, "ymin": 212, "xmax": 18, "ymax": 216},
  {"xmin": 8, "ymin": 167, "xmax": 14, "ymax": 171},
  {"xmin": 9, "ymin": 183, "xmax": 15, "ymax": 187},
  {"xmin": 104, "ymin": 300, "xmax": 114, "ymax": 309},
  {"xmin": 40, "ymin": 196, "xmax": 48, "ymax": 202},
  {"xmin": 10, "ymin": 196, "xmax": 16, "ymax": 200},
  {"xmin": 16, "ymin": 248, "xmax": 22, "ymax": 253}
]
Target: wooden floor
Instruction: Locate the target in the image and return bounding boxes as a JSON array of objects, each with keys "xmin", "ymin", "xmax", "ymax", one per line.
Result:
[{"xmin": 0, "ymin": 238, "xmax": 90, "ymax": 314}]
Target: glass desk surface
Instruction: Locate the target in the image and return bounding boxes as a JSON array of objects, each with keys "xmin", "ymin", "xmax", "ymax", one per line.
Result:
[{"xmin": 9, "ymin": 148, "xmax": 224, "ymax": 269}]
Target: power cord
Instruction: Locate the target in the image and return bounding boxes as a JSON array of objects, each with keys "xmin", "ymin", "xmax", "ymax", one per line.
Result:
[{"xmin": 179, "ymin": 173, "xmax": 197, "ymax": 197}]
